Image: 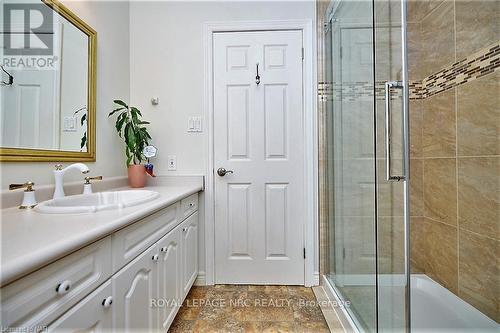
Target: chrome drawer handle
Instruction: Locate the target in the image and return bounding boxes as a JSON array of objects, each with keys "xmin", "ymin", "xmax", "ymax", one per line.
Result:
[
  {"xmin": 152, "ymin": 254, "xmax": 159, "ymax": 261},
  {"xmin": 160, "ymin": 246, "xmax": 168, "ymax": 252},
  {"xmin": 56, "ymin": 280, "xmax": 72, "ymax": 295},
  {"xmin": 188, "ymin": 203, "xmax": 194, "ymax": 208},
  {"xmin": 102, "ymin": 296, "xmax": 113, "ymax": 308}
]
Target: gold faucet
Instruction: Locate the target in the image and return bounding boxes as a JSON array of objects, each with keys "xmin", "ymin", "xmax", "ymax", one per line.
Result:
[
  {"xmin": 9, "ymin": 181, "xmax": 35, "ymax": 191},
  {"xmin": 9, "ymin": 181, "xmax": 37, "ymax": 209},
  {"xmin": 84, "ymin": 175, "xmax": 103, "ymax": 184}
]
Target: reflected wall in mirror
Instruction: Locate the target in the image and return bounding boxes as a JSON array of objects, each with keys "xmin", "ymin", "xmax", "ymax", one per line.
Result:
[{"xmin": 0, "ymin": 0, "xmax": 96, "ymax": 161}]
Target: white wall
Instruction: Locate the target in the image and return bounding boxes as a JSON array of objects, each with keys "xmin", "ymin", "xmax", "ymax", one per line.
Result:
[
  {"xmin": 129, "ymin": 0, "xmax": 316, "ymax": 282},
  {"xmin": 0, "ymin": 1, "xmax": 130, "ymax": 188}
]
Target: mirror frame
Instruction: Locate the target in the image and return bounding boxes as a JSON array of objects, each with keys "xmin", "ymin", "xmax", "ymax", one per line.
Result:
[{"xmin": 0, "ymin": 0, "xmax": 97, "ymax": 162}]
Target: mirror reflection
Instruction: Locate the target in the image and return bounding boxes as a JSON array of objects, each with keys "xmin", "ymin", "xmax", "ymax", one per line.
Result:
[{"xmin": 1, "ymin": 0, "xmax": 90, "ymax": 153}]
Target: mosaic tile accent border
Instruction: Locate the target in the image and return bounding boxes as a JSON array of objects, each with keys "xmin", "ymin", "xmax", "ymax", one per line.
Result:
[
  {"xmin": 318, "ymin": 41, "xmax": 500, "ymax": 102},
  {"xmin": 414, "ymin": 41, "xmax": 500, "ymax": 99},
  {"xmin": 318, "ymin": 81, "xmax": 403, "ymax": 102}
]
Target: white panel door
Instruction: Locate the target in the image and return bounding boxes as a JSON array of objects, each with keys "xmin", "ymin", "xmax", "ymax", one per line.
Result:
[
  {"xmin": 112, "ymin": 244, "xmax": 158, "ymax": 332},
  {"xmin": 214, "ymin": 30, "xmax": 305, "ymax": 284},
  {"xmin": 0, "ymin": 69, "xmax": 59, "ymax": 149}
]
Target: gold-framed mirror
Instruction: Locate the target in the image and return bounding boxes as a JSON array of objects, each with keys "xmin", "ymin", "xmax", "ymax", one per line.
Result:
[{"xmin": 0, "ymin": 0, "xmax": 96, "ymax": 162}]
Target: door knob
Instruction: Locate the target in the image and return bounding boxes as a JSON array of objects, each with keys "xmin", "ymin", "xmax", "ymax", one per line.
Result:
[{"xmin": 217, "ymin": 168, "xmax": 234, "ymax": 177}]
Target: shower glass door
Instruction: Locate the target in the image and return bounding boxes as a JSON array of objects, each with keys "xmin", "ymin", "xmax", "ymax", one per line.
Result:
[
  {"xmin": 325, "ymin": 0, "xmax": 410, "ymax": 331},
  {"xmin": 374, "ymin": 0, "xmax": 410, "ymax": 331},
  {"xmin": 325, "ymin": 0, "xmax": 377, "ymax": 331}
]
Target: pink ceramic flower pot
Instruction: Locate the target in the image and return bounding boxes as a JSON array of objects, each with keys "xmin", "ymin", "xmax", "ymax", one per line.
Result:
[{"xmin": 128, "ymin": 164, "xmax": 146, "ymax": 188}]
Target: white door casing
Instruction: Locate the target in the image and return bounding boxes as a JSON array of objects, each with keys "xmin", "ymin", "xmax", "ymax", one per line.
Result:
[{"xmin": 213, "ymin": 30, "xmax": 305, "ymax": 285}]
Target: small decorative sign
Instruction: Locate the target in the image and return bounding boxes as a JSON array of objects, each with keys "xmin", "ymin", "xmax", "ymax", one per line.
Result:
[{"xmin": 143, "ymin": 145, "xmax": 158, "ymax": 158}]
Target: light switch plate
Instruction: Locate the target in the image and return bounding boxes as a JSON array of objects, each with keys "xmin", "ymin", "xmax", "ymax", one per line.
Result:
[
  {"xmin": 167, "ymin": 155, "xmax": 177, "ymax": 171},
  {"xmin": 63, "ymin": 116, "xmax": 77, "ymax": 132},
  {"xmin": 187, "ymin": 116, "xmax": 203, "ymax": 132}
]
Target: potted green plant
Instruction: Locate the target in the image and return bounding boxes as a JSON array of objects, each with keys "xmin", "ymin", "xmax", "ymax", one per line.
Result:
[{"xmin": 109, "ymin": 100, "xmax": 152, "ymax": 188}]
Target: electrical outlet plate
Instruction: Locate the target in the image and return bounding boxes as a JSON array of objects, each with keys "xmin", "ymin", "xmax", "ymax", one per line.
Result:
[{"xmin": 167, "ymin": 155, "xmax": 177, "ymax": 171}]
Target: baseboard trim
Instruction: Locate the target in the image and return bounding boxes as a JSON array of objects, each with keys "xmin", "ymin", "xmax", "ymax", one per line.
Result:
[
  {"xmin": 194, "ymin": 271, "xmax": 206, "ymax": 286},
  {"xmin": 313, "ymin": 271, "xmax": 320, "ymax": 286}
]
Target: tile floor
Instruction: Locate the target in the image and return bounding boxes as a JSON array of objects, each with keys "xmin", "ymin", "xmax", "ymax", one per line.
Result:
[{"xmin": 169, "ymin": 285, "xmax": 331, "ymax": 333}]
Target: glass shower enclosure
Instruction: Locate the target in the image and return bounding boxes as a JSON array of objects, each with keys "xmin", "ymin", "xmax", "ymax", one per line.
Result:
[{"xmin": 324, "ymin": 0, "xmax": 409, "ymax": 331}]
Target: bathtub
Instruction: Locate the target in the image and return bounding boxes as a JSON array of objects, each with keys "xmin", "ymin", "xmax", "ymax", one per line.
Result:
[
  {"xmin": 325, "ymin": 274, "xmax": 498, "ymax": 332},
  {"xmin": 410, "ymin": 274, "xmax": 498, "ymax": 332}
]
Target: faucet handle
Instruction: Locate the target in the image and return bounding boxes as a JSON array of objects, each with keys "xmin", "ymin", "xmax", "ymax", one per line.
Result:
[
  {"xmin": 84, "ymin": 176, "xmax": 103, "ymax": 185},
  {"xmin": 9, "ymin": 181, "xmax": 35, "ymax": 192},
  {"xmin": 55, "ymin": 164, "xmax": 63, "ymax": 170}
]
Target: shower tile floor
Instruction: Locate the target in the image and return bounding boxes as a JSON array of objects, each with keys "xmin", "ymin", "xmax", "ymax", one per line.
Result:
[{"xmin": 169, "ymin": 285, "xmax": 331, "ymax": 332}]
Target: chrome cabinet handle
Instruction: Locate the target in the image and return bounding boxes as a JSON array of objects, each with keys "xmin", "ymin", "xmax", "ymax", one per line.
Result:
[
  {"xmin": 217, "ymin": 168, "xmax": 233, "ymax": 177},
  {"xmin": 160, "ymin": 246, "xmax": 168, "ymax": 252},
  {"xmin": 385, "ymin": 81, "xmax": 405, "ymax": 182},
  {"xmin": 56, "ymin": 280, "xmax": 72, "ymax": 294},
  {"xmin": 152, "ymin": 254, "xmax": 159, "ymax": 261}
]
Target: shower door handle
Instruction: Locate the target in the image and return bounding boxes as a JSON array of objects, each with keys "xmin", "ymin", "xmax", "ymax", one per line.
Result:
[{"xmin": 385, "ymin": 80, "xmax": 405, "ymax": 182}]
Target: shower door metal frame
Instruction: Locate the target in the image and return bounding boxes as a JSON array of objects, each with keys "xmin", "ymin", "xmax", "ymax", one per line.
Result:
[
  {"xmin": 401, "ymin": 0, "xmax": 411, "ymax": 330},
  {"xmin": 380, "ymin": 0, "xmax": 411, "ymax": 331}
]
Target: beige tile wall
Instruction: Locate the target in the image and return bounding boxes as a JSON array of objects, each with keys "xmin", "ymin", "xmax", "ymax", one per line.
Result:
[{"xmin": 408, "ymin": 0, "xmax": 499, "ymax": 323}]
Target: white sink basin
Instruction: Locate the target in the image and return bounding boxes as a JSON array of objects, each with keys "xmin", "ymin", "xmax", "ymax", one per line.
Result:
[{"xmin": 35, "ymin": 190, "xmax": 160, "ymax": 214}]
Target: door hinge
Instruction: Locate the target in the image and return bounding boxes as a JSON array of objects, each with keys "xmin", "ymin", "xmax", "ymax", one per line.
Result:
[
  {"xmin": 303, "ymin": 248, "xmax": 306, "ymax": 259},
  {"xmin": 301, "ymin": 47, "xmax": 304, "ymax": 60}
]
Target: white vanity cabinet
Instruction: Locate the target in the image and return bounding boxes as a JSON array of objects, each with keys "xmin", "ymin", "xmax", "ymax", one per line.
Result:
[
  {"xmin": 0, "ymin": 192, "xmax": 199, "ymax": 333},
  {"xmin": 0, "ymin": 237, "xmax": 112, "ymax": 330}
]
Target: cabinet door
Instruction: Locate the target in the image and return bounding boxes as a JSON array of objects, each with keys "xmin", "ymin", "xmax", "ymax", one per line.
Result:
[
  {"xmin": 157, "ymin": 228, "xmax": 181, "ymax": 331},
  {"xmin": 47, "ymin": 280, "xmax": 113, "ymax": 332},
  {"xmin": 181, "ymin": 212, "xmax": 198, "ymax": 298},
  {"xmin": 112, "ymin": 244, "xmax": 159, "ymax": 332}
]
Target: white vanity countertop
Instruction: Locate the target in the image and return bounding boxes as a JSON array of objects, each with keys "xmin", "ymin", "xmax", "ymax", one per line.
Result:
[{"xmin": 0, "ymin": 178, "xmax": 203, "ymax": 287}]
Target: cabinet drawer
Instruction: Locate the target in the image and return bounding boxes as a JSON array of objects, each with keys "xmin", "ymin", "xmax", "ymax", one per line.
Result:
[
  {"xmin": 180, "ymin": 193, "xmax": 198, "ymax": 220},
  {"xmin": 112, "ymin": 203, "xmax": 179, "ymax": 271},
  {"xmin": 47, "ymin": 280, "xmax": 113, "ymax": 332},
  {"xmin": 1, "ymin": 237, "xmax": 112, "ymax": 330}
]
